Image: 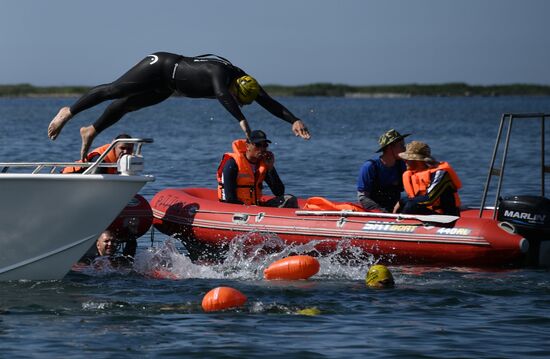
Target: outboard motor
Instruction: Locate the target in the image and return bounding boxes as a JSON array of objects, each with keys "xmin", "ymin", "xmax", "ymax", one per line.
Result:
[
  {"xmin": 497, "ymin": 195, "xmax": 550, "ymax": 266},
  {"xmin": 497, "ymin": 195, "xmax": 550, "ymax": 231}
]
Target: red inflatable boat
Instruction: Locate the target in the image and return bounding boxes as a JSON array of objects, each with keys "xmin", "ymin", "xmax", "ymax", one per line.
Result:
[
  {"xmin": 150, "ymin": 188, "xmax": 538, "ymax": 267},
  {"xmin": 152, "ymin": 114, "xmax": 550, "ymax": 267}
]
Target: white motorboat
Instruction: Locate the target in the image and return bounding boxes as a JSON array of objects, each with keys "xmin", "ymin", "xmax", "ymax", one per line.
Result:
[{"xmin": 0, "ymin": 138, "xmax": 155, "ymax": 280}]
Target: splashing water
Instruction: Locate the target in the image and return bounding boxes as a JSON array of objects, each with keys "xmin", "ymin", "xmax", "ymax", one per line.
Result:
[
  {"xmin": 130, "ymin": 231, "xmax": 379, "ymax": 281},
  {"xmin": 72, "ymin": 256, "xmax": 134, "ymax": 277},
  {"xmin": 132, "ymin": 239, "xmax": 221, "ymax": 279}
]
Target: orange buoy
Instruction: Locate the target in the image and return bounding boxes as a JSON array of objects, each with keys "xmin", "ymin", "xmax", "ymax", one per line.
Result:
[
  {"xmin": 201, "ymin": 287, "xmax": 248, "ymax": 312},
  {"xmin": 263, "ymin": 255, "xmax": 320, "ymax": 280}
]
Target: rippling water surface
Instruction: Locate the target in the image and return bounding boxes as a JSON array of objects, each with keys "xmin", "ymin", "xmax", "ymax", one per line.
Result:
[{"xmin": 1, "ymin": 96, "xmax": 550, "ymax": 358}]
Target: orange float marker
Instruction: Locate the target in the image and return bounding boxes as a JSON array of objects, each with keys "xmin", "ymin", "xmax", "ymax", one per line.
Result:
[
  {"xmin": 201, "ymin": 286, "xmax": 248, "ymax": 312},
  {"xmin": 264, "ymin": 255, "xmax": 320, "ymax": 280}
]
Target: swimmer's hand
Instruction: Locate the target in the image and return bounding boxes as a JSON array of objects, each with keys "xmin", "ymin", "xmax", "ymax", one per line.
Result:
[{"xmin": 292, "ymin": 120, "xmax": 311, "ymax": 140}]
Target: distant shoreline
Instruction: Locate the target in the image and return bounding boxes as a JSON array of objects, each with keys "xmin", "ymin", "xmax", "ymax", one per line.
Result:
[{"xmin": 2, "ymin": 83, "xmax": 550, "ymax": 97}]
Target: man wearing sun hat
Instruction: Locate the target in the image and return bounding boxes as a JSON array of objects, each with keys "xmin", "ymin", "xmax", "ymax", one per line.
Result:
[
  {"xmin": 357, "ymin": 129, "xmax": 410, "ymax": 212},
  {"xmin": 395, "ymin": 141, "xmax": 462, "ymax": 215}
]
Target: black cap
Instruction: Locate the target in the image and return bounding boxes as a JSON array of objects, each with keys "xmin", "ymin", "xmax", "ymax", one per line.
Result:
[{"xmin": 249, "ymin": 130, "xmax": 271, "ymax": 144}]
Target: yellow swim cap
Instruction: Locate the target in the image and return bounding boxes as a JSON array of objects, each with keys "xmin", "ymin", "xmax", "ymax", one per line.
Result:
[
  {"xmin": 296, "ymin": 307, "xmax": 321, "ymax": 316},
  {"xmin": 233, "ymin": 75, "xmax": 260, "ymax": 104},
  {"xmin": 366, "ymin": 264, "xmax": 395, "ymax": 288}
]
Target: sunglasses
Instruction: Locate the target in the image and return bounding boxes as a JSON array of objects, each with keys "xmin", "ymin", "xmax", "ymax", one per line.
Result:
[{"xmin": 253, "ymin": 142, "xmax": 269, "ymax": 149}]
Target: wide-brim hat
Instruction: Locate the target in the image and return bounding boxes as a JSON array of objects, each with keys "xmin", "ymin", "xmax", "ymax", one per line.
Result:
[
  {"xmin": 376, "ymin": 129, "xmax": 411, "ymax": 152},
  {"xmin": 398, "ymin": 141, "xmax": 436, "ymax": 162}
]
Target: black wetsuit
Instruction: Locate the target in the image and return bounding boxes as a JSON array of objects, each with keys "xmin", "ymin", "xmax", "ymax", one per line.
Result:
[{"xmin": 70, "ymin": 52, "xmax": 301, "ymax": 133}]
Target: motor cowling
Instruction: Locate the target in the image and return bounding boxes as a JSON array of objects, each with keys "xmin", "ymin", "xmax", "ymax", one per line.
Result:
[{"xmin": 497, "ymin": 195, "xmax": 550, "ymax": 232}]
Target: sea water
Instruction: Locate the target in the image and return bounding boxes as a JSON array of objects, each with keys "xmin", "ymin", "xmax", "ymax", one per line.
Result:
[{"xmin": 0, "ymin": 96, "xmax": 549, "ymax": 358}]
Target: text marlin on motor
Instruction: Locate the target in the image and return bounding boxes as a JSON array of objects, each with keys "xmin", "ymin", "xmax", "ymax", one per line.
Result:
[{"xmin": 503, "ymin": 210, "xmax": 546, "ymax": 223}]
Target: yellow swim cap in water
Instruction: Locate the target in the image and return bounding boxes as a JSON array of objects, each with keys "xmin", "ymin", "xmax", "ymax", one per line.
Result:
[
  {"xmin": 296, "ymin": 307, "xmax": 321, "ymax": 316},
  {"xmin": 233, "ymin": 75, "xmax": 260, "ymax": 104},
  {"xmin": 366, "ymin": 264, "xmax": 395, "ymax": 288}
]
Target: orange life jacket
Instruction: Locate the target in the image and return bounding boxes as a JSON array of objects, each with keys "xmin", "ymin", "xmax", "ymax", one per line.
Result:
[
  {"xmin": 402, "ymin": 161, "xmax": 462, "ymax": 213},
  {"xmin": 62, "ymin": 144, "xmax": 119, "ymax": 174},
  {"xmin": 303, "ymin": 197, "xmax": 364, "ymax": 212},
  {"xmin": 216, "ymin": 139, "xmax": 272, "ymax": 205}
]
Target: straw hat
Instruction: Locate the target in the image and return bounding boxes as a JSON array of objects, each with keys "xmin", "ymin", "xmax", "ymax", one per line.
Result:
[
  {"xmin": 398, "ymin": 141, "xmax": 436, "ymax": 162},
  {"xmin": 376, "ymin": 129, "xmax": 410, "ymax": 152}
]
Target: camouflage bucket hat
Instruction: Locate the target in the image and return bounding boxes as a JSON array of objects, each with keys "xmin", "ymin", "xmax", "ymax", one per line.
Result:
[
  {"xmin": 398, "ymin": 141, "xmax": 436, "ymax": 162},
  {"xmin": 376, "ymin": 129, "xmax": 410, "ymax": 152}
]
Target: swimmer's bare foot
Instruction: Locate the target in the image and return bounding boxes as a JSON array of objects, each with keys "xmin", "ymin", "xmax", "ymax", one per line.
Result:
[
  {"xmin": 48, "ymin": 107, "xmax": 73, "ymax": 140},
  {"xmin": 80, "ymin": 126, "xmax": 97, "ymax": 161}
]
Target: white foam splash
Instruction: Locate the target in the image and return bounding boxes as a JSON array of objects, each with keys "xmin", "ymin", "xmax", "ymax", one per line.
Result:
[
  {"xmin": 133, "ymin": 232, "xmax": 378, "ymax": 281},
  {"xmin": 133, "ymin": 239, "xmax": 221, "ymax": 279}
]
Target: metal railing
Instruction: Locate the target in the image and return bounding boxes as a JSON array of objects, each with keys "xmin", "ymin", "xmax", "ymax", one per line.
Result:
[
  {"xmin": 479, "ymin": 113, "xmax": 549, "ymax": 218},
  {"xmin": 0, "ymin": 138, "xmax": 153, "ymax": 175}
]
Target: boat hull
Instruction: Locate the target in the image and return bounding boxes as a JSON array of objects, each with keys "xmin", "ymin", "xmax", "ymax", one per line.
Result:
[
  {"xmin": 0, "ymin": 174, "xmax": 153, "ymax": 280},
  {"xmin": 151, "ymin": 188, "xmax": 529, "ymax": 268}
]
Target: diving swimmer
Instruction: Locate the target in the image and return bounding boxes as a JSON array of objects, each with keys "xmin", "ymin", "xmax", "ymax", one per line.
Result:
[{"xmin": 48, "ymin": 52, "xmax": 311, "ymax": 160}]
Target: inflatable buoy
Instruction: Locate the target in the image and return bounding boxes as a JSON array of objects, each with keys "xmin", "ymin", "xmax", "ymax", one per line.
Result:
[
  {"xmin": 201, "ymin": 287, "xmax": 247, "ymax": 312},
  {"xmin": 264, "ymin": 255, "xmax": 320, "ymax": 280}
]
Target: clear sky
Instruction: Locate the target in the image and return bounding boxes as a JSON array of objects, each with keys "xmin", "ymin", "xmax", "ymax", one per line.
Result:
[{"xmin": 1, "ymin": 0, "xmax": 549, "ymax": 86}]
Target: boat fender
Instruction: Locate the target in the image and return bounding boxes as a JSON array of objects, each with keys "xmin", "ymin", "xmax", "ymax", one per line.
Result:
[
  {"xmin": 107, "ymin": 194, "xmax": 153, "ymax": 240},
  {"xmin": 202, "ymin": 287, "xmax": 248, "ymax": 312},
  {"xmin": 264, "ymin": 255, "xmax": 320, "ymax": 280}
]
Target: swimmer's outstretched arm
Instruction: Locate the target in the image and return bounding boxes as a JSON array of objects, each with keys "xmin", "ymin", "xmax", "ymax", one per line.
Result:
[
  {"xmin": 239, "ymin": 119, "xmax": 252, "ymax": 141},
  {"xmin": 255, "ymin": 88, "xmax": 311, "ymax": 140},
  {"xmin": 215, "ymin": 85, "xmax": 252, "ymax": 140}
]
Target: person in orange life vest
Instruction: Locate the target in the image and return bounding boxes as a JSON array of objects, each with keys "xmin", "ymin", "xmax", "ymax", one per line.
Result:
[
  {"xmin": 217, "ymin": 130, "xmax": 298, "ymax": 208},
  {"xmin": 394, "ymin": 141, "xmax": 462, "ymax": 216},
  {"xmin": 62, "ymin": 134, "xmax": 134, "ymax": 174},
  {"xmin": 357, "ymin": 129, "xmax": 409, "ymax": 212}
]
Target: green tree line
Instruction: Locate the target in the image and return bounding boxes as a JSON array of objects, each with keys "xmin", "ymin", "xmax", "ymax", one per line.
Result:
[
  {"xmin": 0, "ymin": 84, "xmax": 91, "ymax": 97},
  {"xmin": 262, "ymin": 83, "xmax": 550, "ymax": 96},
  {"xmin": 2, "ymin": 82, "xmax": 550, "ymax": 97}
]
